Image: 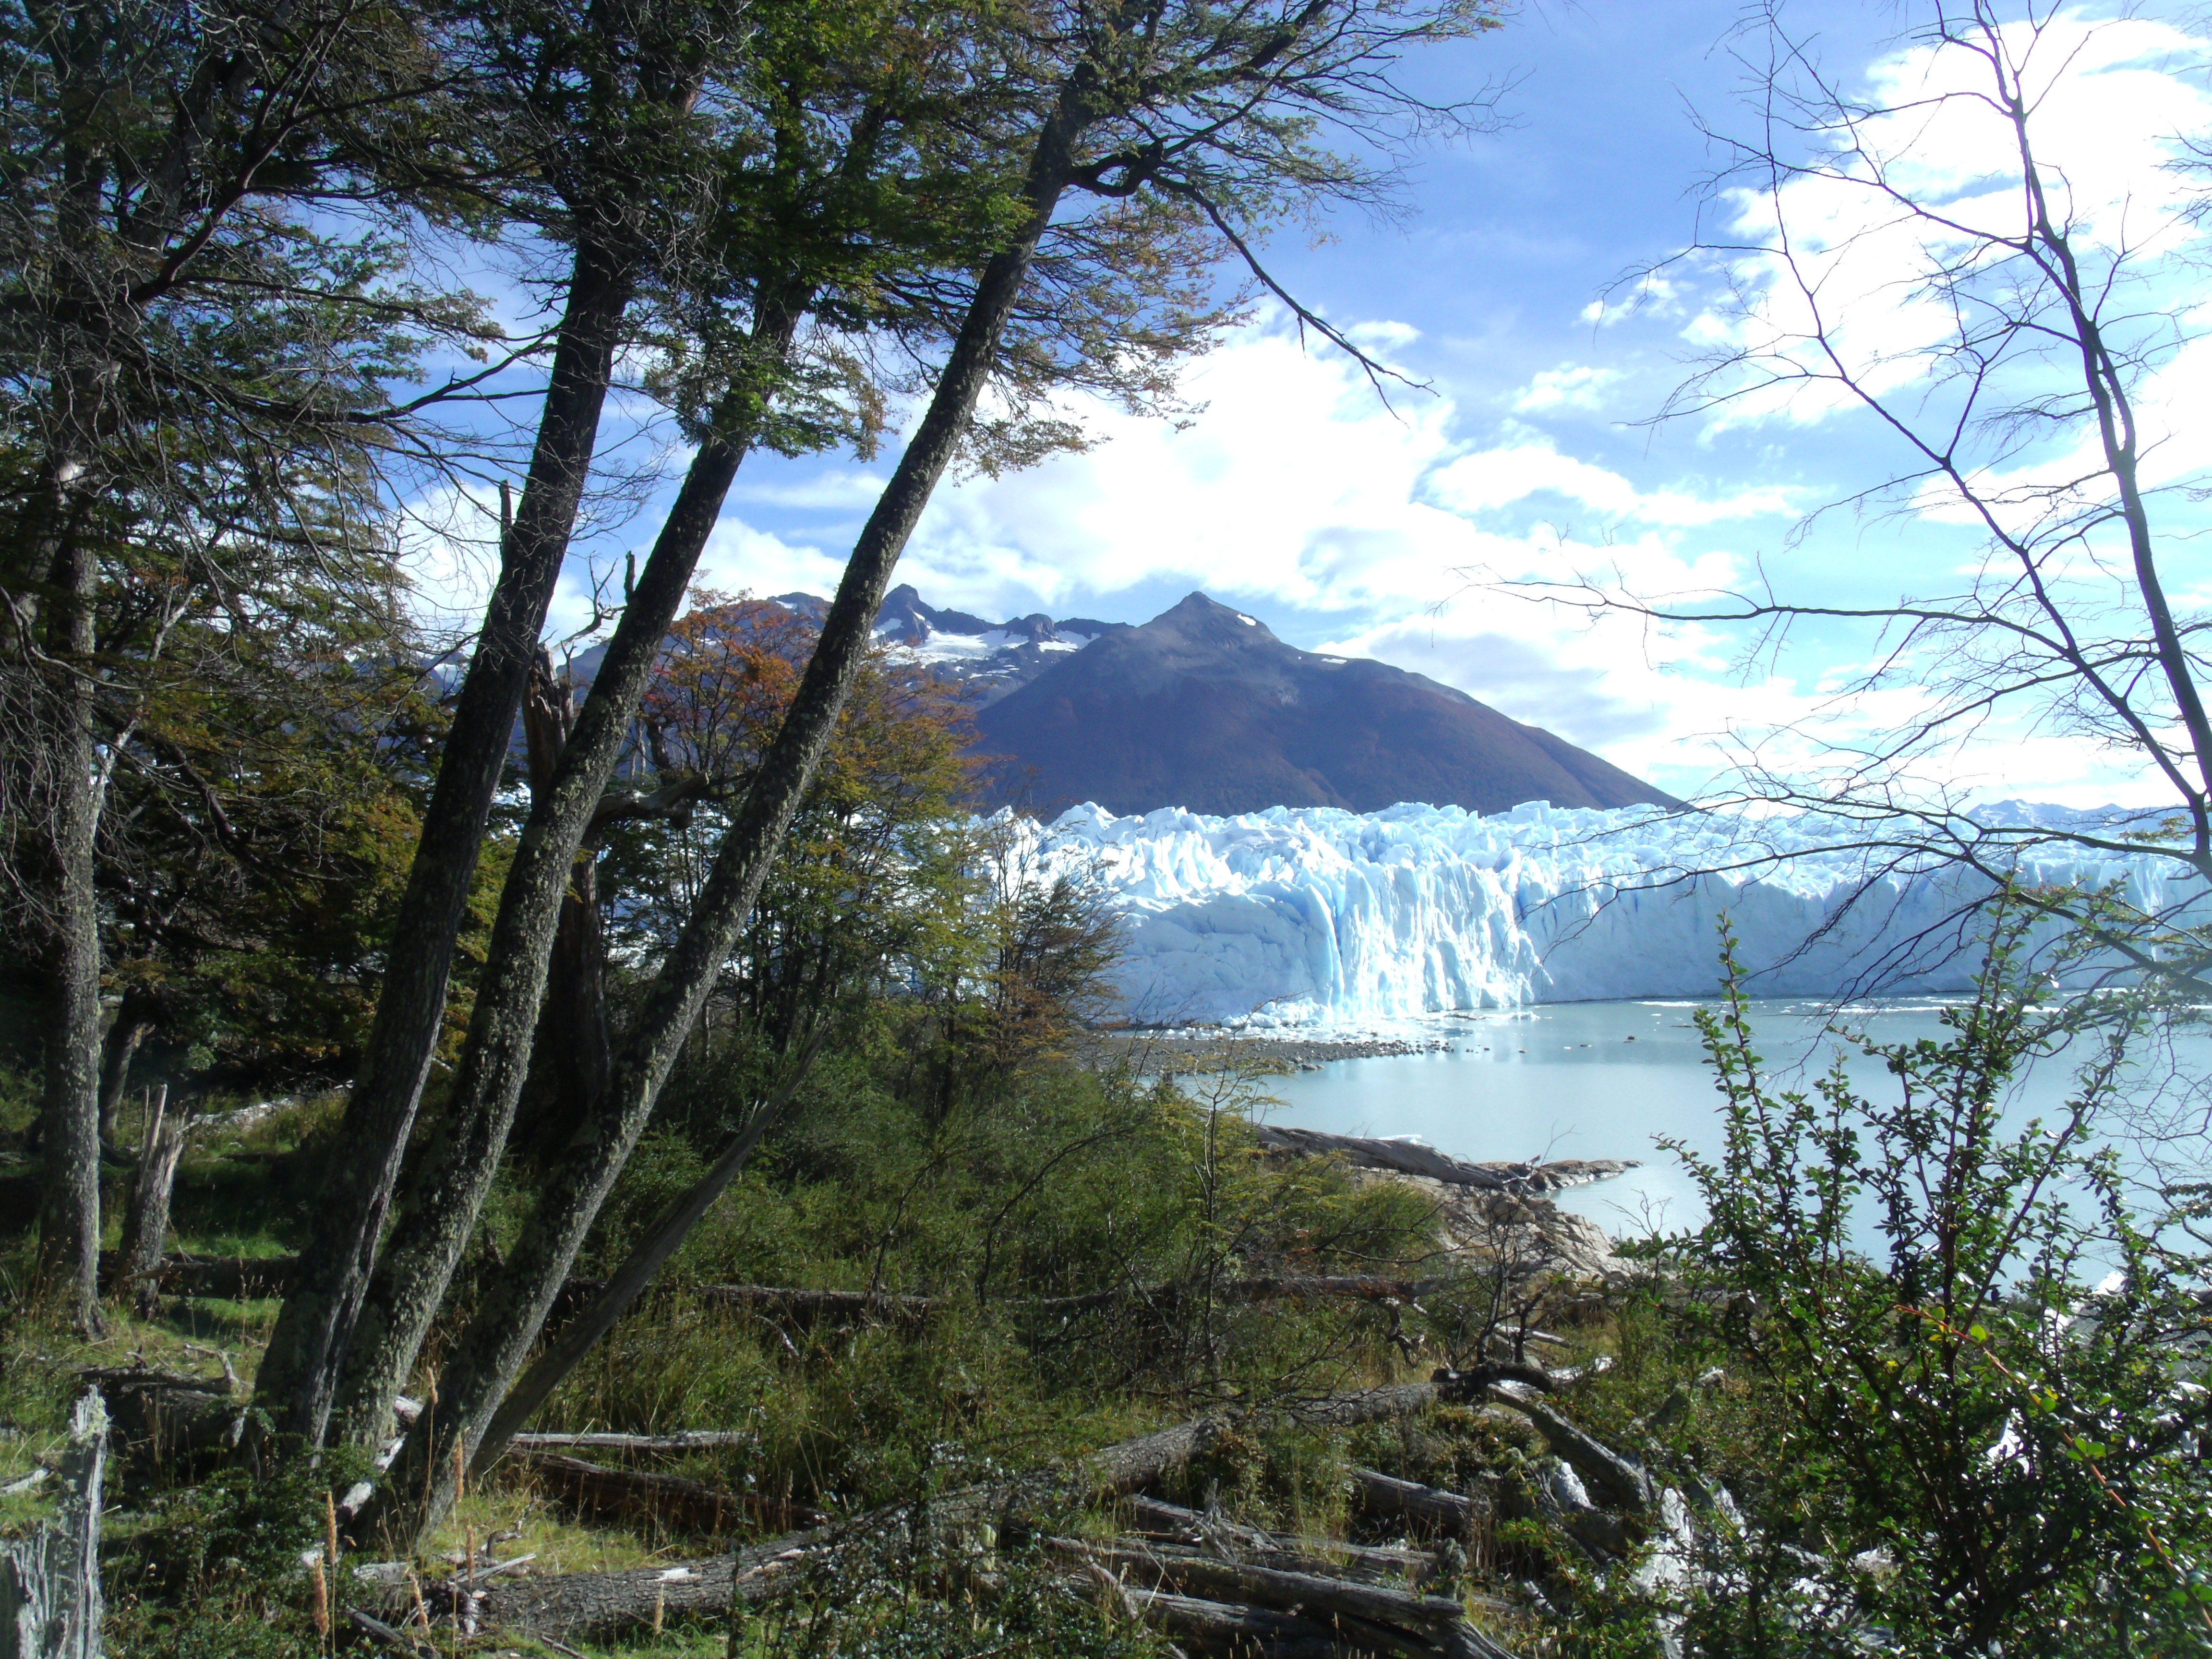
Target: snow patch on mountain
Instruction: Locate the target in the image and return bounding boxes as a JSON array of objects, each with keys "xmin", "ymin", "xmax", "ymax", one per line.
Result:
[{"xmin": 1033, "ymin": 801, "xmax": 2200, "ymax": 1027}]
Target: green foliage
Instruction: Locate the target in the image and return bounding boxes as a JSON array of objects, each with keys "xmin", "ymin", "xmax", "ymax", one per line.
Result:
[
  {"xmin": 534, "ymin": 1046, "xmax": 1437, "ymax": 1521},
  {"xmin": 108, "ymin": 1452, "xmax": 367, "ymax": 1659},
  {"xmin": 1572, "ymin": 908, "xmax": 2212, "ymax": 1656},
  {"xmin": 735, "ymin": 1530, "xmax": 1171, "ymax": 1659}
]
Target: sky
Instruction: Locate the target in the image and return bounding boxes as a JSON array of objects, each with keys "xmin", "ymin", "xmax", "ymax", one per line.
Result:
[{"xmin": 410, "ymin": 1, "xmax": 2212, "ymax": 810}]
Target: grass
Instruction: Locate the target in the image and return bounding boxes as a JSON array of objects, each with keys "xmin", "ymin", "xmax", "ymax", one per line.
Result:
[{"xmin": 0, "ymin": 1043, "xmax": 1620, "ymax": 1657}]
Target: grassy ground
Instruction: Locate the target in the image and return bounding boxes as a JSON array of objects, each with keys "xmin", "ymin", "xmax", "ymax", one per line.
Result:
[{"xmin": 4, "ymin": 1048, "xmax": 1608, "ymax": 1657}]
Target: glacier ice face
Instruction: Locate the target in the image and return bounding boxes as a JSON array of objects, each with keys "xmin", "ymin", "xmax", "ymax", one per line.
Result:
[{"xmin": 1032, "ymin": 801, "xmax": 2202, "ymax": 1028}]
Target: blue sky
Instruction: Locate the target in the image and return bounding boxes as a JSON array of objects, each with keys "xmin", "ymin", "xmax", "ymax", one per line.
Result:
[{"xmin": 409, "ymin": 2, "xmax": 2212, "ymax": 809}]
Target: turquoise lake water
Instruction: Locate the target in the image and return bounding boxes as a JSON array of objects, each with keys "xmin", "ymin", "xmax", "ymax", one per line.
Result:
[{"xmin": 1263, "ymin": 998, "xmax": 2209, "ymax": 1242}]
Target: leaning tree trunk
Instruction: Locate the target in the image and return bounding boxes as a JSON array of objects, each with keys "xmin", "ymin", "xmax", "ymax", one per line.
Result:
[
  {"xmin": 325, "ymin": 302, "xmax": 802, "ymax": 1455},
  {"xmin": 251, "ymin": 235, "xmax": 639, "ymax": 1449},
  {"xmin": 359, "ymin": 88, "xmax": 1097, "ymax": 1550},
  {"xmin": 474, "ymin": 1034, "xmax": 822, "ymax": 1455}
]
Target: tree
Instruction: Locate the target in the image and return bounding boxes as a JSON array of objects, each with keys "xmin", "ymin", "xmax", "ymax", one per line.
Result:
[
  {"xmin": 0, "ymin": 0, "xmax": 487, "ymax": 1330},
  {"xmin": 1632, "ymin": 913, "xmax": 2212, "ymax": 1652},
  {"xmin": 1519, "ymin": 2, "xmax": 2212, "ymax": 1007},
  {"xmin": 248, "ymin": 0, "xmax": 767, "ymax": 1444},
  {"xmin": 357, "ymin": 0, "xmax": 1506, "ymax": 1548},
  {"xmin": 611, "ymin": 594, "xmax": 982, "ymax": 1062},
  {"xmin": 314, "ymin": 0, "xmax": 1051, "ymax": 1450}
]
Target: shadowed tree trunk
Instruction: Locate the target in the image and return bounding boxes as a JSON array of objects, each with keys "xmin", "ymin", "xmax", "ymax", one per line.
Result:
[
  {"xmin": 35, "ymin": 517, "xmax": 106, "ymax": 1338},
  {"xmin": 359, "ymin": 82, "xmax": 1100, "ymax": 1549},
  {"xmin": 520, "ymin": 650, "xmax": 612, "ymax": 1143},
  {"xmin": 115, "ymin": 1084, "xmax": 186, "ymax": 1319},
  {"xmin": 251, "ymin": 234, "xmax": 640, "ymax": 1447},
  {"xmin": 96, "ymin": 995, "xmax": 155, "ymax": 1153}
]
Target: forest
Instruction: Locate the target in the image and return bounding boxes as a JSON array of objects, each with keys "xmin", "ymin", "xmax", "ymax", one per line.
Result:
[{"xmin": 2, "ymin": 0, "xmax": 2210, "ymax": 1655}]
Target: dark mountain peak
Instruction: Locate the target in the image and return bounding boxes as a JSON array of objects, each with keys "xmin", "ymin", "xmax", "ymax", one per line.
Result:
[
  {"xmin": 974, "ymin": 594, "xmax": 1678, "ymax": 818},
  {"xmin": 1150, "ymin": 591, "xmax": 1280, "ymax": 649}
]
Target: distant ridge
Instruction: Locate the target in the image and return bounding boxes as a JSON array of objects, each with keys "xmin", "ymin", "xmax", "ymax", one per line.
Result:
[{"xmin": 973, "ymin": 592, "xmax": 1677, "ymax": 817}]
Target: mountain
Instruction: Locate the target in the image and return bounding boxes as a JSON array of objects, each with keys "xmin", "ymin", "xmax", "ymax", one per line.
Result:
[
  {"xmin": 868, "ymin": 584, "xmax": 1125, "ymax": 706},
  {"xmin": 562, "ymin": 584, "xmax": 1122, "ymax": 707},
  {"xmin": 973, "ymin": 592, "xmax": 1677, "ymax": 817}
]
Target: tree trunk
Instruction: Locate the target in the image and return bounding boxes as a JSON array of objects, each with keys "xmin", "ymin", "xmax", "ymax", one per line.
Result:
[
  {"xmin": 358, "ymin": 93, "xmax": 1096, "ymax": 1548},
  {"xmin": 34, "ymin": 515, "xmax": 105, "ymax": 1339},
  {"xmin": 323, "ymin": 313, "xmax": 789, "ymax": 1454},
  {"xmin": 251, "ymin": 234, "xmax": 639, "ymax": 1449},
  {"xmin": 0, "ymin": 1390, "xmax": 107, "ymax": 1659},
  {"xmin": 114, "ymin": 1085, "xmax": 186, "ymax": 1319},
  {"xmin": 475, "ymin": 1037, "xmax": 820, "ymax": 1455},
  {"xmin": 1347, "ymin": 1467, "xmax": 1488, "ymax": 1538},
  {"xmin": 517, "ymin": 651, "xmax": 612, "ymax": 1154},
  {"xmin": 94, "ymin": 1005, "xmax": 152, "ymax": 1154}
]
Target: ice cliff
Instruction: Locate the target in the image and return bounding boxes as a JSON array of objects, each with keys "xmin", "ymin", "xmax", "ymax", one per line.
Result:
[{"xmin": 1034, "ymin": 801, "xmax": 2200, "ymax": 1027}]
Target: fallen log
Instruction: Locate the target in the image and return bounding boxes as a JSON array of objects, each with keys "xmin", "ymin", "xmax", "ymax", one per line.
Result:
[
  {"xmin": 102, "ymin": 1251, "xmax": 298, "ymax": 1299},
  {"xmin": 1487, "ymin": 1386, "xmax": 1651, "ymax": 1516},
  {"xmin": 1124, "ymin": 1496, "xmax": 1438, "ymax": 1585},
  {"xmin": 1347, "ymin": 1467, "xmax": 1488, "ymax": 1538},
  {"xmin": 1251, "ymin": 1128, "xmax": 1633, "ymax": 1195},
  {"xmin": 113, "ymin": 1252, "xmax": 1450, "ymax": 1328},
  {"xmin": 1124, "ymin": 1586, "xmax": 1342, "ymax": 1659},
  {"xmin": 461, "ymin": 1555, "xmax": 742, "ymax": 1638},
  {"xmin": 507, "ymin": 1431, "xmax": 752, "ymax": 1455},
  {"xmin": 516, "ymin": 1452, "xmax": 825, "ymax": 1533},
  {"xmin": 464, "ymin": 1378, "xmax": 1454, "ymax": 1642},
  {"xmin": 1054, "ymin": 1538, "xmax": 1468, "ymax": 1637}
]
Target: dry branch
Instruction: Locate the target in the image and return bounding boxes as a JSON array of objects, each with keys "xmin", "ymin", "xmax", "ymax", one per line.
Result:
[
  {"xmin": 1051, "ymin": 1537, "xmax": 1469, "ymax": 1634},
  {"xmin": 458, "ymin": 1379, "xmax": 1451, "ymax": 1642},
  {"xmin": 507, "ymin": 1431, "xmax": 752, "ymax": 1454}
]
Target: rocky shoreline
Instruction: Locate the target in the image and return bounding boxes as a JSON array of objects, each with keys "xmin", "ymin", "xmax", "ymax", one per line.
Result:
[{"xmin": 1080, "ymin": 1028, "xmax": 1454, "ymax": 1072}]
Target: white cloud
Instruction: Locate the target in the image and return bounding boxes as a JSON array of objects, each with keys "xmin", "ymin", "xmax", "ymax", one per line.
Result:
[
  {"xmin": 731, "ymin": 469, "xmax": 889, "ymax": 511},
  {"xmin": 1690, "ymin": 12, "xmax": 2212, "ymax": 432},
  {"xmin": 1580, "ymin": 271, "xmax": 1687, "ymax": 329},
  {"xmin": 395, "ymin": 482, "xmax": 502, "ymax": 646},
  {"xmin": 882, "ymin": 312, "xmax": 1476, "ymax": 618},
  {"xmin": 1428, "ymin": 441, "xmax": 1797, "ymax": 527},
  {"xmin": 1511, "ymin": 363, "xmax": 1623, "ymax": 414}
]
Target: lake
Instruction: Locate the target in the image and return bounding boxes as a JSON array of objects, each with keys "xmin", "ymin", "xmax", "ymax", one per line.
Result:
[{"xmin": 1263, "ymin": 997, "xmax": 2210, "ymax": 1243}]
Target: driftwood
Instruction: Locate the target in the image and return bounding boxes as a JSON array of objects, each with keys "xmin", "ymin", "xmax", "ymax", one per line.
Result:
[
  {"xmin": 1251, "ymin": 1128, "xmax": 1632, "ymax": 1196},
  {"xmin": 0, "ymin": 1390, "xmax": 107, "ymax": 1659},
  {"xmin": 515, "ymin": 1452, "xmax": 826, "ymax": 1534},
  {"xmin": 457, "ymin": 1379, "xmax": 1452, "ymax": 1643},
  {"xmin": 1123, "ymin": 1496, "xmax": 1437, "ymax": 1586},
  {"xmin": 1347, "ymin": 1467, "xmax": 1489, "ymax": 1538}
]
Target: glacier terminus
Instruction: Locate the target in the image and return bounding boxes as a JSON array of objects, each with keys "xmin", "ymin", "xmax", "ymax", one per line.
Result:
[{"xmin": 1032, "ymin": 801, "xmax": 2200, "ymax": 1029}]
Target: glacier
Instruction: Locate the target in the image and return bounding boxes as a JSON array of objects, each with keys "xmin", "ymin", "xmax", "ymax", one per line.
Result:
[{"xmin": 1032, "ymin": 800, "xmax": 2203, "ymax": 1028}]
